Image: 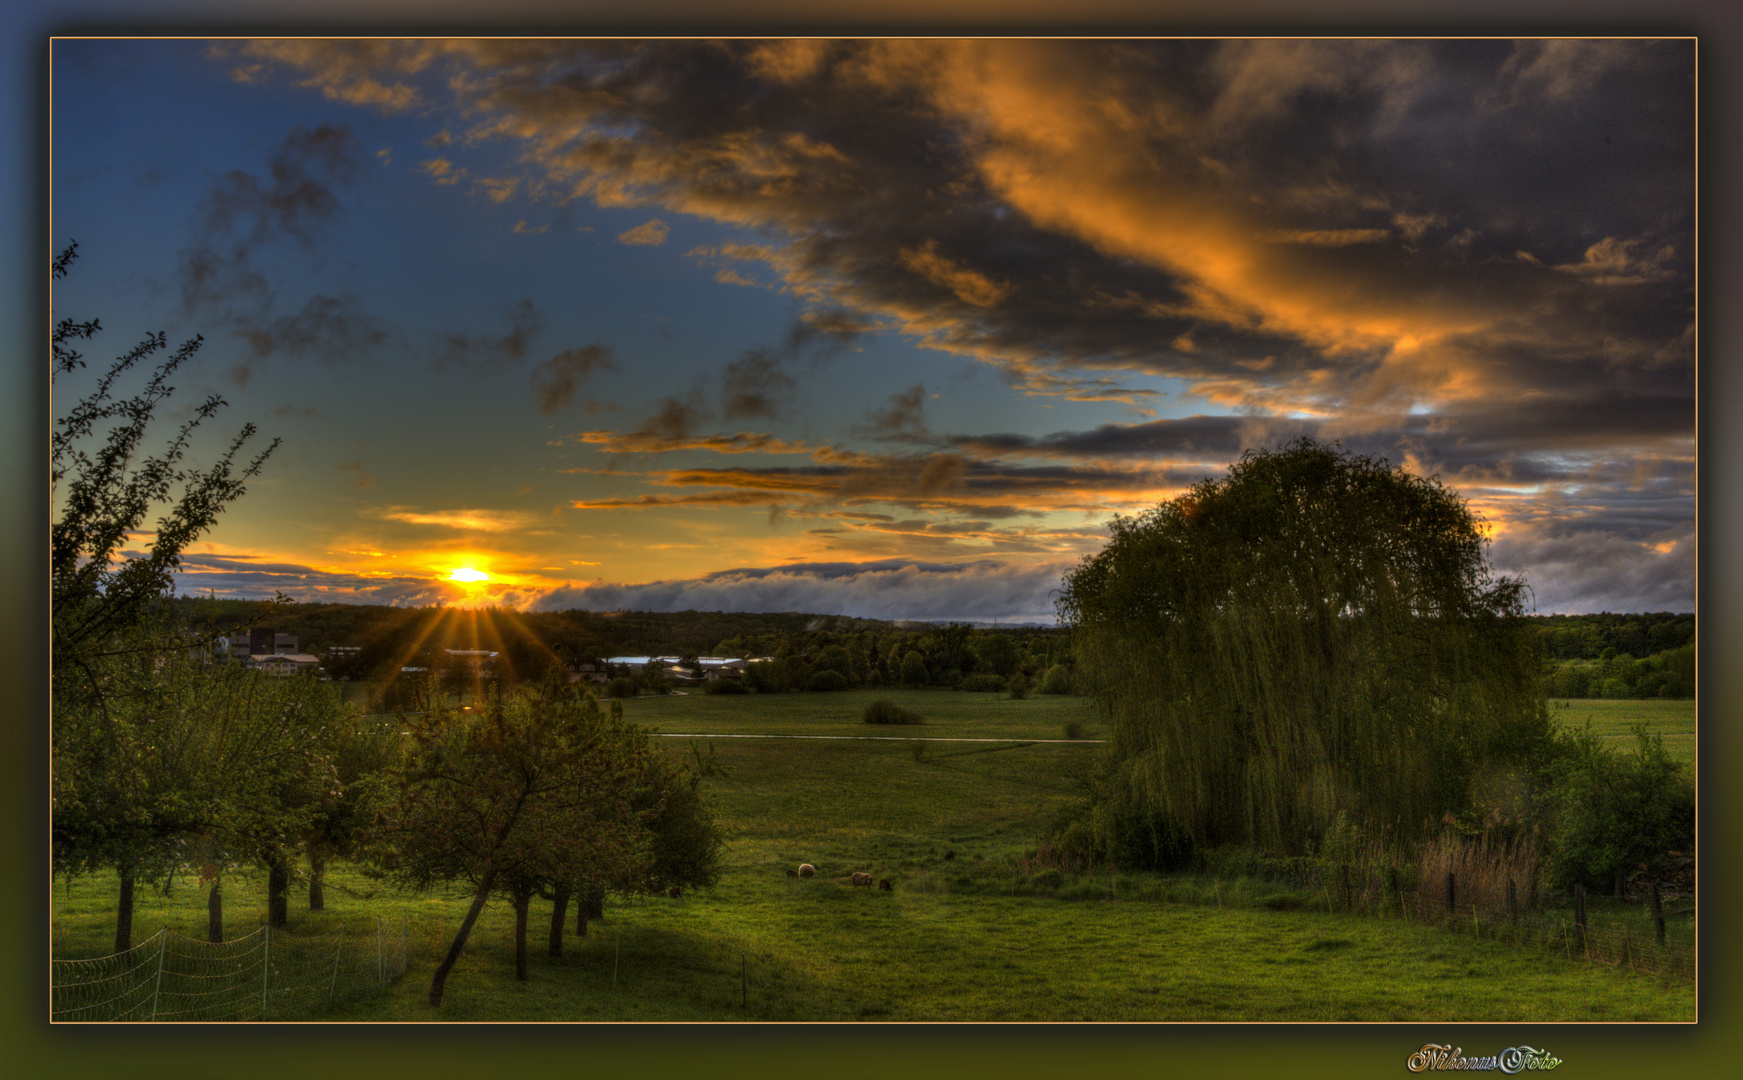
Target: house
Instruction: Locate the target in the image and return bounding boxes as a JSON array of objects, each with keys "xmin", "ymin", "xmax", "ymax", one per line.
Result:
[{"xmin": 248, "ymin": 652, "xmax": 322, "ymax": 677}]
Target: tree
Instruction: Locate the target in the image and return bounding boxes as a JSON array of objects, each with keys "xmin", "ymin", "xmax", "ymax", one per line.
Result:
[
  {"xmin": 972, "ymin": 632, "xmax": 1022, "ymax": 680},
  {"xmin": 1057, "ymin": 439, "xmax": 1552, "ymax": 863},
  {"xmin": 380, "ymin": 692, "xmax": 658, "ymax": 1005},
  {"xmin": 899, "ymin": 651, "xmax": 929, "ymax": 687},
  {"xmin": 51, "ymin": 241, "xmax": 281, "ymax": 949}
]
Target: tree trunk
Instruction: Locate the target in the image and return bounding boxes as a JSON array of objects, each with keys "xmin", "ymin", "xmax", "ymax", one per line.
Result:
[
  {"xmin": 267, "ymin": 855, "xmax": 290, "ymax": 928},
  {"xmin": 308, "ymin": 850, "xmax": 326, "ymax": 911},
  {"xmin": 207, "ymin": 878, "xmax": 224, "ymax": 943},
  {"xmin": 512, "ymin": 888, "xmax": 531, "ymax": 981},
  {"xmin": 549, "ymin": 884, "xmax": 570, "ymax": 957},
  {"xmin": 114, "ymin": 873, "xmax": 135, "ymax": 953},
  {"xmin": 429, "ymin": 870, "xmax": 497, "ymax": 1008},
  {"xmin": 577, "ymin": 884, "xmax": 604, "ymax": 938}
]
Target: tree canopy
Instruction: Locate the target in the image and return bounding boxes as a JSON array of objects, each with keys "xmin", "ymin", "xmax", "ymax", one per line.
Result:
[{"xmin": 1058, "ymin": 439, "xmax": 1552, "ymax": 863}]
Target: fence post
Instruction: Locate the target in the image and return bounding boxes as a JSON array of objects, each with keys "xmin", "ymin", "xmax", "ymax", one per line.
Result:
[
  {"xmin": 1506, "ymin": 877, "xmax": 1517, "ymax": 921},
  {"xmin": 1651, "ymin": 881, "xmax": 1666, "ymax": 946},
  {"xmin": 330, "ymin": 925, "xmax": 346, "ymax": 1005},
  {"xmin": 262, "ymin": 923, "xmax": 271, "ymax": 1021},
  {"xmin": 1446, "ymin": 871, "xmax": 1456, "ymax": 916},
  {"xmin": 148, "ymin": 929, "xmax": 168, "ymax": 1021},
  {"xmin": 1573, "ymin": 884, "xmax": 1587, "ymax": 955},
  {"xmin": 377, "ymin": 917, "xmax": 384, "ymax": 987}
]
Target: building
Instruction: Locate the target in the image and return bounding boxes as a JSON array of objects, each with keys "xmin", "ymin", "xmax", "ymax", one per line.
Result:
[
  {"xmin": 247, "ymin": 652, "xmax": 322, "ymax": 677},
  {"xmin": 228, "ymin": 629, "xmax": 298, "ymax": 661}
]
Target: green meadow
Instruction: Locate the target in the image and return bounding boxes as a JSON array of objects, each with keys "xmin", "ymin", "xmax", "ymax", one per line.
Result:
[
  {"xmin": 1547, "ymin": 697, "xmax": 1696, "ymax": 766},
  {"xmin": 51, "ymin": 689, "xmax": 1697, "ymax": 1022}
]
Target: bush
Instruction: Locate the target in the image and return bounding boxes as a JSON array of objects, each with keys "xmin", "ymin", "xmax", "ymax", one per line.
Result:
[
  {"xmin": 1007, "ymin": 673, "xmax": 1030, "ymax": 700},
  {"xmin": 606, "ymin": 676, "xmax": 639, "ymax": 698},
  {"xmin": 958, "ymin": 673, "xmax": 1006, "ymax": 692},
  {"xmin": 702, "ymin": 678, "xmax": 749, "ymax": 695},
  {"xmin": 805, "ymin": 669, "xmax": 848, "ymax": 692},
  {"xmin": 1062, "ymin": 721, "xmax": 1084, "ymax": 740},
  {"xmin": 1039, "ymin": 664, "xmax": 1072, "ymax": 695},
  {"xmin": 863, "ymin": 698, "xmax": 923, "ymax": 725},
  {"xmin": 1540, "ymin": 725, "xmax": 1695, "ymax": 891}
]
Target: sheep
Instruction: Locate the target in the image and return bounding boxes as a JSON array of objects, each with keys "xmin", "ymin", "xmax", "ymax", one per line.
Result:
[
  {"xmin": 878, "ymin": 879, "xmax": 893, "ymax": 891},
  {"xmin": 850, "ymin": 872, "xmax": 874, "ymax": 887},
  {"xmin": 785, "ymin": 868, "xmax": 798, "ymax": 877},
  {"xmin": 668, "ymin": 886, "xmax": 681, "ymax": 898},
  {"xmin": 797, "ymin": 863, "xmax": 816, "ymax": 878}
]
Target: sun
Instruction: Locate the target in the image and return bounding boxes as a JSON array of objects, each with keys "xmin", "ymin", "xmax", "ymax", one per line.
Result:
[{"xmin": 448, "ymin": 567, "xmax": 489, "ymax": 583}]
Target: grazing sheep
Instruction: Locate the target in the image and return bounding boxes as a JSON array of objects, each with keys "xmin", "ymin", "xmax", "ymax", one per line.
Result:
[
  {"xmin": 668, "ymin": 887, "xmax": 681, "ymax": 898},
  {"xmin": 878, "ymin": 879, "xmax": 893, "ymax": 891},
  {"xmin": 851, "ymin": 872, "xmax": 874, "ymax": 887},
  {"xmin": 798, "ymin": 863, "xmax": 816, "ymax": 878},
  {"xmin": 785, "ymin": 868, "xmax": 798, "ymax": 877}
]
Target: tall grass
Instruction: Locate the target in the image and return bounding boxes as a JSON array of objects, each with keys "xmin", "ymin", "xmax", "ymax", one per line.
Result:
[{"xmin": 1414, "ymin": 830, "xmax": 1542, "ymax": 914}]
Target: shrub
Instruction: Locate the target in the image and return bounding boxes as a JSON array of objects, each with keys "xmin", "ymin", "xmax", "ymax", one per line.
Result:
[
  {"xmin": 1062, "ymin": 720, "xmax": 1084, "ymax": 740},
  {"xmin": 1540, "ymin": 725, "xmax": 1694, "ymax": 891},
  {"xmin": 1039, "ymin": 664, "xmax": 1072, "ymax": 695},
  {"xmin": 1007, "ymin": 673, "xmax": 1030, "ymax": 700},
  {"xmin": 863, "ymin": 698, "xmax": 923, "ymax": 725},
  {"xmin": 606, "ymin": 676, "xmax": 639, "ymax": 698},
  {"xmin": 702, "ymin": 678, "xmax": 749, "ymax": 695},
  {"xmin": 959, "ymin": 673, "xmax": 1006, "ymax": 692},
  {"xmin": 805, "ymin": 669, "xmax": 848, "ymax": 692}
]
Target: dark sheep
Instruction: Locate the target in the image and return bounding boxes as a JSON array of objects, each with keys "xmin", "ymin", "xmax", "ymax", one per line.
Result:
[
  {"xmin": 878, "ymin": 879, "xmax": 893, "ymax": 891},
  {"xmin": 668, "ymin": 887, "xmax": 681, "ymax": 898},
  {"xmin": 850, "ymin": 872, "xmax": 873, "ymax": 887},
  {"xmin": 785, "ymin": 868, "xmax": 798, "ymax": 877}
]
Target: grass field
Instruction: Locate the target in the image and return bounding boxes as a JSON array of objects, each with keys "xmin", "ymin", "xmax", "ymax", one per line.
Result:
[
  {"xmin": 1547, "ymin": 697, "xmax": 1696, "ymax": 765},
  {"xmin": 51, "ymin": 689, "xmax": 1698, "ymax": 1023}
]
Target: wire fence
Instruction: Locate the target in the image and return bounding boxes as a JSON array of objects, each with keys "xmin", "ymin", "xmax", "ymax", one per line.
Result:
[
  {"xmin": 52, "ymin": 916, "xmax": 408, "ymax": 1022},
  {"xmin": 1315, "ymin": 865, "xmax": 1696, "ymax": 982}
]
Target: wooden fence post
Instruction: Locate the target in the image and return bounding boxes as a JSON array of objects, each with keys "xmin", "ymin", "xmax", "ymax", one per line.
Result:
[
  {"xmin": 1446, "ymin": 871, "xmax": 1456, "ymax": 916},
  {"xmin": 1506, "ymin": 877, "xmax": 1518, "ymax": 920},
  {"xmin": 1651, "ymin": 881, "xmax": 1666, "ymax": 946},
  {"xmin": 1574, "ymin": 884, "xmax": 1587, "ymax": 955}
]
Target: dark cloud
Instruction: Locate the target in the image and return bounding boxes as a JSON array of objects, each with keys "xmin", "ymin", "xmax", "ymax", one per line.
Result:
[
  {"xmin": 951, "ymin": 414, "xmax": 1256, "ymax": 459},
  {"xmin": 1489, "ymin": 525, "xmax": 1694, "ymax": 615},
  {"xmin": 532, "ymin": 343, "xmax": 618, "ymax": 414},
  {"xmin": 783, "ymin": 308, "xmax": 876, "ymax": 356},
  {"xmin": 433, "ymin": 299, "xmax": 544, "ymax": 370},
  {"xmin": 632, "ymin": 393, "xmax": 709, "ymax": 442},
  {"xmin": 244, "ymin": 292, "xmax": 389, "ymax": 363},
  {"xmin": 530, "ymin": 558, "xmax": 1074, "ymax": 623},
  {"xmin": 722, "ymin": 347, "xmax": 797, "ymax": 421},
  {"xmin": 855, "ymin": 384, "xmax": 929, "ymax": 443},
  {"xmin": 178, "ymin": 123, "xmax": 360, "ymax": 320}
]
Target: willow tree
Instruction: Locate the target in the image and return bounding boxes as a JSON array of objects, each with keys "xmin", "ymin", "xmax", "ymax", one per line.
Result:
[{"xmin": 1058, "ymin": 439, "xmax": 1551, "ymax": 863}]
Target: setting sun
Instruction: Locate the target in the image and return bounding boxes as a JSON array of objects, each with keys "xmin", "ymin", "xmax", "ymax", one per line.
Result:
[{"xmin": 449, "ymin": 568, "xmax": 489, "ymax": 583}]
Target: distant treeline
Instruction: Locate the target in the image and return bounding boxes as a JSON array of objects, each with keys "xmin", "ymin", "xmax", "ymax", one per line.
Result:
[
  {"xmin": 165, "ymin": 597, "xmax": 1074, "ymax": 693},
  {"xmin": 167, "ymin": 598, "xmax": 1691, "ymax": 699}
]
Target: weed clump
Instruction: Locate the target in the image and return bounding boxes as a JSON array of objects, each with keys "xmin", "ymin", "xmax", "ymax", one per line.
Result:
[{"xmin": 863, "ymin": 699, "xmax": 924, "ymax": 725}]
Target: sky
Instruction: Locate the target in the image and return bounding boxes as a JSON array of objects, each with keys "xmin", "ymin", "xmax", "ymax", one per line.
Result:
[{"xmin": 47, "ymin": 37, "xmax": 1697, "ymax": 622}]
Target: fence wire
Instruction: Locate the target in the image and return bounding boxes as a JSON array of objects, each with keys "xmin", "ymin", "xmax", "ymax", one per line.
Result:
[
  {"xmin": 52, "ymin": 917, "xmax": 408, "ymax": 1022},
  {"xmin": 1308, "ymin": 866, "xmax": 1697, "ymax": 982}
]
